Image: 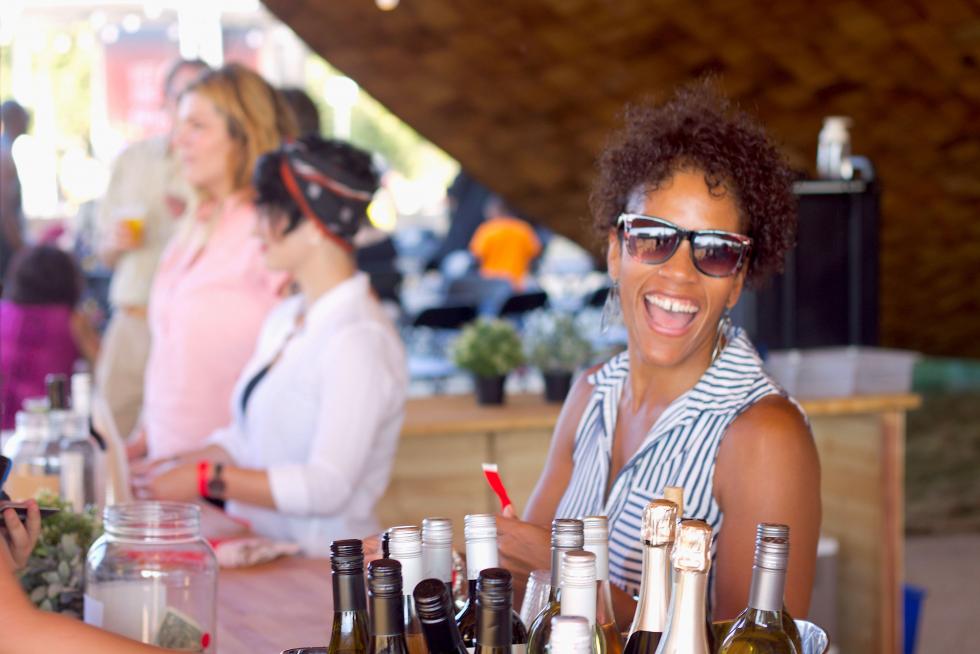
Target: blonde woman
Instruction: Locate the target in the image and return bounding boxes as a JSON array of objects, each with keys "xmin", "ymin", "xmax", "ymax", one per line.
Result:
[{"xmin": 130, "ymin": 64, "xmax": 297, "ymax": 461}]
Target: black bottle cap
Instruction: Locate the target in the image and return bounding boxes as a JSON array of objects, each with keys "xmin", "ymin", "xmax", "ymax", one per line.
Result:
[
  {"xmin": 413, "ymin": 578, "xmax": 452, "ymax": 622},
  {"xmin": 476, "ymin": 568, "xmax": 512, "ymax": 609},
  {"xmin": 368, "ymin": 558, "xmax": 402, "ymax": 598},
  {"xmin": 330, "ymin": 539, "xmax": 364, "ymax": 573}
]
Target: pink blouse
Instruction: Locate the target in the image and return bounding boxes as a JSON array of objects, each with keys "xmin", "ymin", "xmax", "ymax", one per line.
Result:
[{"xmin": 143, "ymin": 195, "xmax": 284, "ymax": 459}]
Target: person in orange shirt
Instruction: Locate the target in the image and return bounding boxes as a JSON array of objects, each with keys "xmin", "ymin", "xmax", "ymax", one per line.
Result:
[{"xmin": 468, "ymin": 196, "xmax": 541, "ymax": 289}]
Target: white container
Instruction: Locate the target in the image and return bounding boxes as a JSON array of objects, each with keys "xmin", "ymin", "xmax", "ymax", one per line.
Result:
[
  {"xmin": 817, "ymin": 117, "xmax": 853, "ymax": 180},
  {"xmin": 765, "ymin": 347, "xmax": 919, "ymax": 398}
]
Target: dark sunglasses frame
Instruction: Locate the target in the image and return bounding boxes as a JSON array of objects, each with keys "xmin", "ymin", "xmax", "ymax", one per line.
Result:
[{"xmin": 616, "ymin": 212, "xmax": 753, "ymax": 278}]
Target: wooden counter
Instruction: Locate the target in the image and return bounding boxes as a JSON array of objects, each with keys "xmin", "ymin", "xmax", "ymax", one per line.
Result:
[{"xmin": 380, "ymin": 391, "xmax": 920, "ymax": 654}]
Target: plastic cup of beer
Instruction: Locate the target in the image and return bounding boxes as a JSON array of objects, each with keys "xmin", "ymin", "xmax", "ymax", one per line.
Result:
[{"xmin": 115, "ymin": 205, "xmax": 146, "ymax": 248}]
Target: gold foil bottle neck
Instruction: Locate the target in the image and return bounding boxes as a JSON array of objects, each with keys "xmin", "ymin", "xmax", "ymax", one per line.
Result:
[
  {"xmin": 641, "ymin": 499, "xmax": 678, "ymax": 546},
  {"xmin": 671, "ymin": 519, "xmax": 712, "ymax": 573}
]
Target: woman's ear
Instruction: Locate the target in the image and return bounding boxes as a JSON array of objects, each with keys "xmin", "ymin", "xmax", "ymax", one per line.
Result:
[
  {"xmin": 606, "ymin": 230, "xmax": 622, "ymax": 282},
  {"xmin": 726, "ymin": 270, "xmax": 747, "ymax": 310}
]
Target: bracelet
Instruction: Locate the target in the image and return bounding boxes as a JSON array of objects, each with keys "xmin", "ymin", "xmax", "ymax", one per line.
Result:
[{"xmin": 197, "ymin": 460, "xmax": 210, "ymax": 498}]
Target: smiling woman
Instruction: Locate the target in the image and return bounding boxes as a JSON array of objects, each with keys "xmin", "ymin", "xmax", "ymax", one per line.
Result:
[{"xmin": 496, "ymin": 81, "xmax": 819, "ymax": 626}]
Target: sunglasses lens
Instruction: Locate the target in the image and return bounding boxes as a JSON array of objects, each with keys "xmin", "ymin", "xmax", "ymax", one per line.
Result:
[
  {"xmin": 692, "ymin": 235, "xmax": 746, "ymax": 277},
  {"xmin": 626, "ymin": 225, "xmax": 680, "ymax": 265}
]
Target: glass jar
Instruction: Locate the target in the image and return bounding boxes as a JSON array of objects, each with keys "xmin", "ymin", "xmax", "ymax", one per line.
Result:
[
  {"xmin": 85, "ymin": 502, "xmax": 218, "ymax": 652},
  {"xmin": 2, "ymin": 411, "xmax": 61, "ymax": 500}
]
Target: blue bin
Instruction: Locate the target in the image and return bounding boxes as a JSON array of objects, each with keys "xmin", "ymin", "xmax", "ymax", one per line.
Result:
[{"xmin": 904, "ymin": 583, "xmax": 926, "ymax": 654}]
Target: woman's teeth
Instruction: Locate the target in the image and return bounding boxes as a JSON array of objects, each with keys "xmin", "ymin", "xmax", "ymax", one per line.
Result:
[{"xmin": 645, "ymin": 293, "xmax": 698, "ymax": 314}]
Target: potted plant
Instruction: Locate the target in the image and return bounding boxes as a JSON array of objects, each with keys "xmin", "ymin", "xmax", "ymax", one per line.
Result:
[
  {"xmin": 18, "ymin": 491, "xmax": 101, "ymax": 618},
  {"xmin": 524, "ymin": 310, "xmax": 593, "ymax": 403},
  {"xmin": 451, "ymin": 318, "xmax": 525, "ymax": 405}
]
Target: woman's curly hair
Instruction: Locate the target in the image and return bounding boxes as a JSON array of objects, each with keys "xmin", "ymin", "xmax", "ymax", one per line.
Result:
[{"xmin": 590, "ymin": 80, "xmax": 797, "ymax": 287}]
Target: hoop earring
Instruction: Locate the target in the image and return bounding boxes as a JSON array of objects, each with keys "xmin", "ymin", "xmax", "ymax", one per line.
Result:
[
  {"xmin": 711, "ymin": 308, "xmax": 733, "ymax": 362},
  {"xmin": 600, "ymin": 281, "xmax": 623, "ymax": 334}
]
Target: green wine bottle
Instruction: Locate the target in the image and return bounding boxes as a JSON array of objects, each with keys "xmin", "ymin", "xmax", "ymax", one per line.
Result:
[
  {"xmin": 716, "ymin": 523, "xmax": 800, "ymax": 654},
  {"xmin": 327, "ymin": 539, "xmax": 370, "ymax": 654}
]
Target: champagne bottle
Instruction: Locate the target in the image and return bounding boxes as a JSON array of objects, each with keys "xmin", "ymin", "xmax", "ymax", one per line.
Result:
[
  {"xmin": 388, "ymin": 526, "xmax": 429, "ymax": 654},
  {"xmin": 653, "ymin": 520, "xmax": 713, "ymax": 654},
  {"xmin": 624, "ymin": 500, "xmax": 677, "ymax": 654},
  {"xmin": 414, "ymin": 578, "xmax": 468, "ymax": 654},
  {"xmin": 582, "ymin": 517, "xmax": 623, "ymax": 654},
  {"xmin": 717, "ymin": 524, "xmax": 800, "ymax": 654},
  {"xmin": 369, "ymin": 559, "xmax": 410, "ymax": 654},
  {"xmin": 475, "ymin": 568, "xmax": 516, "ymax": 654},
  {"xmin": 328, "ymin": 539, "xmax": 371, "ymax": 654},
  {"xmin": 455, "ymin": 514, "xmax": 528, "ymax": 649},
  {"xmin": 422, "ymin": 518, "xmax": 455, "ymax": 598},
  {"xmin": 549, "ymin": 616, "xmax": 592, "ymax": 654},
  {"xmin": 525, "ymin": 519, "xmax": 584, "ymax": 654},
  {"xmin": 559, "ymin": 550, "xmax": 606, "ymax": 654}
]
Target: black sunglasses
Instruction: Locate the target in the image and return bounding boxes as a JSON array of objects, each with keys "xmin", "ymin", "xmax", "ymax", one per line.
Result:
[{"xmin": 616, "ymin": 213, "xmax": 752, "ymax": 278}]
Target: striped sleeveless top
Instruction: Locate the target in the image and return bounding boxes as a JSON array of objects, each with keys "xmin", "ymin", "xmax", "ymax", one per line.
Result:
[{"xmin": 555, "ymin": 326, "xmax": 787, "ymax": 599}]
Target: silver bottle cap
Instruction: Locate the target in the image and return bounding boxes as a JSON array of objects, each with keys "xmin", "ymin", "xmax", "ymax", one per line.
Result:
[
  {"xmin": 387, "ymin": 525, "xmax": 422, "ymax": 559},
  {"xmin": 560, "ymin": 550, "xmax": 596, "ymax": 587},
  {"xmin": 754, "ymin": 523, "xmax": 790, "ymax": 571},
  {"xmin": 552, "ymin": 518, "xmax": 584, "ymax": 549},
  {"xmin": 422, "ymin": 517, "xmax": 453, "ymax": 545},
  {"xmin": 582, "ymin": 516, "xmax": 608, "ymax": 546},
  {"xmin": 464, "ymin": 514, "xmax": 497, "ymax": 542}
]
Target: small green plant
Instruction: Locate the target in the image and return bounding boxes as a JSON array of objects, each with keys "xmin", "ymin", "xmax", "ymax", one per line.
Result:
[
  {"xmin": 18, "ymin": 491, "xmax": 101, "ymax": 618},
  {"xmin": 523, "ymin": 310, "xmax": 593, "ymax": 373},
  {"xmin": 451, "ymin": 318, "xmax": 525, "ymax": 378}
]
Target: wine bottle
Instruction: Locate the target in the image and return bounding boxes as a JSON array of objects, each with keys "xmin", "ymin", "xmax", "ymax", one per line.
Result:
[
  {"xmin": 753, "ymin": 524, "xmax": 803, "ymax": 652},
  {"xmin": 717, "ymin": 524, "xmax": 800, "ymax": 654},
  {"xmin": 475, "ymin": 568, "xmax": 516, "ymax": 654},
  {"xmin": 455, "ymin": 514, "xmax": 528, "ymax": 649},
  {"xmin": 369, "ymin": 559, "xmax": 410, "ymax": 654},
  {"xmin": 414, "ymin": 578, "xmax": 468, "ymax": 654},
  {"xmin": 653, "ymin": 520, "xmax": 712, "ymax": 654},
  {"xmin": 388, "ymin": 526, "xmax": 429, "ymax": 654},
  {"xmin": 383, "ymin": 530, "xmax": 391, "ymax": 558},
  {"xmin": 624, "ymin": 500, "xmax": 677, "ymax": 654},
  {"xmin": 526, "ymin": 518, "xmax": 585, "ymax": 654},
  {"xmin": 549, "ymin": 616, "xmax": 592, "ymax": 654},
  {"xmin": 559, "ymin": 550, "xmax": 606, "ymax": 654},
  {"xmin": 328, "ymin": 539, "xmax": 371, "ymax": 654},
  {"xmin": 582, "ymin": 517, "xmax": 623, "ymax": 654},
  {"xmin": 422, "ymin": 518, "xmax": 455, "ymax": 597}
]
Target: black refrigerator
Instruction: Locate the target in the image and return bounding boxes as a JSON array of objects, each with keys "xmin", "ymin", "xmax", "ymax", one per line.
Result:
[{"xmin": 734, "ymin": 179, "xmax": 880, "ymax": 354}]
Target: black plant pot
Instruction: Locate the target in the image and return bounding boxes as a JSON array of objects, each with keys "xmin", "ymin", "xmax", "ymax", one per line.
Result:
[
  {"xmin": 543, "ymin": 370, "xmax": 573, "ymax": 403},
  {"xmin": 474, "ymin": 375, "xmax": 506, "ymax": 405}
]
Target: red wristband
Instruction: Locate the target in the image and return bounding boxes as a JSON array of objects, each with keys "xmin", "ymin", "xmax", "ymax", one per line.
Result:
[{"xmin": 197, "ymin": 460, "xmax": 210, "ymax": 498}]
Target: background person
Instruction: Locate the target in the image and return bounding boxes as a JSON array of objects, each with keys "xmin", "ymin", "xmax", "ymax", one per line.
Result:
[
  {"xmin": 468, "ymin": 195, "xmax": 541, "ymax": 290},
  {"xmin": 129, "ymin": 64, "xmax": 297, "ymax": 462},
  {"xmin": 95, "ymin": 58, "xmax": 210, "ymax": 441},
  {"xmin": 0, "ymin": 100, "xmax": 29, "ymax": 282},
  {"xmin": 133, "ymin": 136, "xmax": 407, "ymax": 554}
]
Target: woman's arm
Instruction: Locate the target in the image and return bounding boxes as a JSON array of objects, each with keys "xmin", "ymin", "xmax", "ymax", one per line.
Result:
[
  {"xmin": 496, "ymin": 368, "xmax": 594, "ymax": 600},
  {"xmin": 712, "ymin": 395, "xmax": 821, "ymax": 620}
]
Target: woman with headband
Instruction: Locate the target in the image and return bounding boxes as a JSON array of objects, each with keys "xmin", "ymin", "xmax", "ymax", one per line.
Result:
[{"xmin": 133, "ymin": 136, "xmax": 408, "ymax": 554}]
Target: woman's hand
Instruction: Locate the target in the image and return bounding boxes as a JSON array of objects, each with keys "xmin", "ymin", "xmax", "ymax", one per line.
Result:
[
  {"xmin": 126, "ymin": 427, "xmax": 148, "ymax": 462},
  {"xmin": 496, "ymin": 507, "xmax": 552, "ymax": 603},
  {"xmin": 0, "ymin": 500, "xmax": 41, "ymax": 570},
  {"xmin": 132, "ymin": 461, "xmax": 199, "ymax": 502}
]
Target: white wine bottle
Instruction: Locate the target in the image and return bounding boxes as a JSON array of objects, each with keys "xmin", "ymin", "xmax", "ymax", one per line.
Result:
[
  {"xmin": 559, "ymin": 550, "xmax": 606, "ymax": 654},
  {"xmin": 526, "ymin": 519, "xmax": 585, "ymax": 654},
  {"xmin": 653, "ymin": 520, "xmax": 713, "ymax": 654},
  {"xmin": 549, "ymin": 616, "xmax": 593, "ymax": 654},
  {"xmin": 623, "ymin": 500, "xmax": 677, "ymax": 654},
  {"xmin": 388, "ymin": 526, "xmax": 429, "ymax": 654},
  {"xmin": 582, "ymin": 517, "xmax": 623, "ymax": 654},
  {"xmin": 717, "ymin": 523, "xmax": 800, "ymax": 654}
]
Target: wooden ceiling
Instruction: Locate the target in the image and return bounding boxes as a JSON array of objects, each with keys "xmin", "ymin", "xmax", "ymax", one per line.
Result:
[{"xmin": 263, "ymin": 0, "xmax": 980, "ymax": 357}]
